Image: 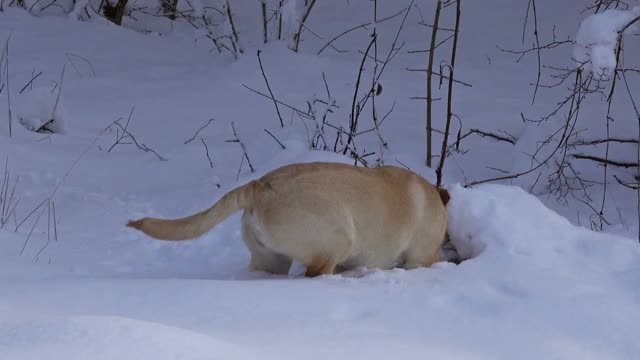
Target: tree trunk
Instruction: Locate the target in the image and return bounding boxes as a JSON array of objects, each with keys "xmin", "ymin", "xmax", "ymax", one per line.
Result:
[{"xmin": 103, "ymin": 0, "xmax": 129, "ymax": 26}]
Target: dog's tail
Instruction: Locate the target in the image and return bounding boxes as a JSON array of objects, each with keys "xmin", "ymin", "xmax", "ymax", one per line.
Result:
[
  {"xmin": 126, "ymin": 180, "xmax": 262, "ymax": 241},
  {"xmin": 437, "ymin": 187, "xmax": 450, "ymax": 207}
]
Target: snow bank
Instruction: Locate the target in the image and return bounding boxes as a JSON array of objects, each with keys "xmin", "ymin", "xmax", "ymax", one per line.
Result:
[
  {"xmin": 574, "ymin": 6, "xmax": 640, "ymax": 77},
  {"xmin": 0, "ymin": 314, "xmax": 253, "ymax": 360},
  {"xmin": 447, "ymin": 183, "xmax": 640, "ymax": 269},
  {"xmin": 3, "ymin": 183, "xmax": 640, "ymax": 360}
]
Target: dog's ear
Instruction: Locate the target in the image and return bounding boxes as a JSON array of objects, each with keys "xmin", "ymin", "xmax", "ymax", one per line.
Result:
[{"xmin": 437, "ymin": 187, "xmax": 450, "ymax": 206}]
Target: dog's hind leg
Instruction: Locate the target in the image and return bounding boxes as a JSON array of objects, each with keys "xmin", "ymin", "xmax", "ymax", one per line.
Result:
[
  {"xmin": 304, "ymin": 255, "xmax": 337, "ymax": 277},
  {"xmin": 402, "ymin": 242, "xmax": 441, "ymax": 270},
  {"xmin": 303, "ymin": 229, "xmax": 355, "ymax": 277},
  {"xmin": 241, "ymin": 211, "xmax": 292, "ymax": 275}
]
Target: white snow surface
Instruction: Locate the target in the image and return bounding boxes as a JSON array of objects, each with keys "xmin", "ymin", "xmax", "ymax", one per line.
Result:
[{"xmin": 1, "ymin": 1, "xmax": 640, "ymax": 359}]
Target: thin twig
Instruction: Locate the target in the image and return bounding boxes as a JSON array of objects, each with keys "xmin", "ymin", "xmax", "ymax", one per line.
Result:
[
  {"xmin": 5, "ymin": 32, "xmax": 13, "ymax": 137},
  {"xmin": 19, "ymin": 205, "xmax": 45, "ymax": 256},
  {"xmin": 529, "ymin": 0, "xmax": 542, "ymax": 104},
  {"xmin": 36, "ymin": 65, "xmax": 65, "ymax": 133},
  {"xmin": 572, "ymin": 154, "xmax": 638, "ymax": 168},
  {"xmin": 343, "ymin": 33, "xmax": 377, "ymax": 155},
  {"xmin": 227, "ymin": 121, "xmax": 254, "ymax": 173},
  {"xmin": 291, "ymin": 0, "xmax": 317, "ymax": 52},
  {"xmin": 316, "ymin": 7, "xmax": 407, "ymax": 55},
  {"xmin": 574, "ymin": 137, "xmax": 637, "ymax": 146},
  {"xmin": 264, "ymin": 128, "xmax": 286, "ymax": 149},
  {"xmin": 406, "ymin": 69, "xmax": 472, "ymax": 87},
  {"xmin": 408, "ymin": 33, "xmax": 454, "ymax": 53},
  {"xmin": 242, "ymin": 84, "xmax": 315, "ymax": 120},
  {"xmin": 614, "ymin": 175, "xmax": 639, "ymax": 189},
  {"xmin": 225, "ymin": 0, "xmax": 243, "ymax": 58},
  {"xmin": 200, "ymin": 138, "xmax": 214, "ymax": 168},
  {"xmin": 65, "ymin": 52, "xmax": 96, "ymax": 77},
  {"xmin": 107, "ymin": 108, "xmax": 167, "ymax": 161},
  {"xmin": 257, "ymin": 50, "xmax": 284, "ymax": 127},
  {"xmin": 456, "ymin": 128, "xmax": 517, "ymax": 146},
  {"xmin": 184, "ymin": 118, "xmax": 215, "ymax": 144},
  {"xmin": 19, "ymin": 71, "xmax": 43, "ymax": 94}
]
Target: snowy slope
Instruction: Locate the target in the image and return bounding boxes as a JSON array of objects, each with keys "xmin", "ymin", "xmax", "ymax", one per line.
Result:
[
  {"xmin": 1, "ymin": 1, "xmax": 639, "ymax": 359},
  {"xmin": 2, "ymin": 182, "xmax": 639, "ymax": 360}
]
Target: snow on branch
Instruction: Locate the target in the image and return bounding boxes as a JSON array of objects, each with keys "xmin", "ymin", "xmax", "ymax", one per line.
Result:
[{"xmin": 574, "ymin": 6, "xmax": 640, "ymax": 78}]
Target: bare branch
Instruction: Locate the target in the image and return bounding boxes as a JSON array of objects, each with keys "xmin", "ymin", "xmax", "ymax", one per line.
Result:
[
  {"xmin": 291, "ymin": 0, "xmax": 317, "ymax": 52},
  {"xmin": 436, "ymin": 0, "xmax": 461, "ymax": 187},
  {"xmin": 257, "ymin": 50, "xmax": 284, "ymax": 127},
  {"xmin": 242, "ymin": 84, "xmax": 315, "ymax": 120},
  {"xmin": 406, "ymin": 68, "xmax": 472, "ymax": 87},
  {"xmin": 107, "ymin": 108, "xmax": 167, "ymax": 161},
  {"xmin": 19, "ymin": 70, "xmax": 43, "ymax": 94},
  {"xmin": 200, "ymin": 138, "xmax": 214, "ymax": 168},
  {"xmin": 316, "ymin": 7, "xmax": 407, "ymax": 55},
  {"xmin": 225, "ymin": 0, "xmax": 243, "ymax": 58},
  {"xmin": 614, "ymin": 175, "xmax": 639, "ymax": 189},
  {"xmin": 572, "ymin": 154, "xmax": 639, "ymax": 168},
  {"xmin": 425, "ymin": 0, "xmax": 441, "ymax": 167},
  {"xmin": 264, "ymin": 128, "xmax": 286, "ymax": 149},
  {"xmin": 184, "ymin": 118, "xmax": 215, "ymax": 144},
  {"xmin": 227, "ymin": 121, "xmax": 254, "ymax": 173}
]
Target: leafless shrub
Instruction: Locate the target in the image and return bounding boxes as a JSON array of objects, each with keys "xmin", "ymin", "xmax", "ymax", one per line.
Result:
[
  {"xmin": 160, "ymin": 0, "xmax": 179, "ymax": 20},
  {"xmin": 105, "ymin": 107, "xmax": 167, "ymax": 161},
  {"xmin": 456, "ymin": 3, "xmax": 640, "ymax": 235}
]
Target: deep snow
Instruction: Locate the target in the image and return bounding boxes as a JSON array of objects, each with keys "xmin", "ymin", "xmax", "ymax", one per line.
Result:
[{"xmin": 1, "ymin": 1, "xmax": 640, "ymax": 359}]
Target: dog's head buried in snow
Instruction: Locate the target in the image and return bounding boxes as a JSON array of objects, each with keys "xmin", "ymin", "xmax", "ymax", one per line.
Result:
[{"xmin": 127, "ymin": 162, "xmax": 449, "ymax": 277}]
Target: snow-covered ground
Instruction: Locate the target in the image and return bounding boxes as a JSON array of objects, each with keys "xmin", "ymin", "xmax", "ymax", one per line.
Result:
[{"xmin": 1, "ymin": 1, "xmax": 640, "ymax": 359}]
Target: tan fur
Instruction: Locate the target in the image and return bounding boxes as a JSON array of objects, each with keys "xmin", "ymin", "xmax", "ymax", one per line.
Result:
[{"xmin": 127, "ymin": 162, "xmax": 448, "ymax": 277}]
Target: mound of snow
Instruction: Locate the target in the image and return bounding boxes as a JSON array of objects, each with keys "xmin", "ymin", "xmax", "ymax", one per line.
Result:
[
  {"xmin": 0, "ymin": 314, "xmax": 254, "ymax": 360},
  {"xmin": 14, "ymin": 86, "xmax": 69, "ymax": 134},
  {"xmin": 447, "ymin": 183, "xmax": 640, "ymax": 268}
]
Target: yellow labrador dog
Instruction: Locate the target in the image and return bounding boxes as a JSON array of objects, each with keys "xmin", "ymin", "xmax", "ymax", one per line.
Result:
[{"xmin": 127, "ymin": 162, "xmax": 449, "ymax": 277}]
